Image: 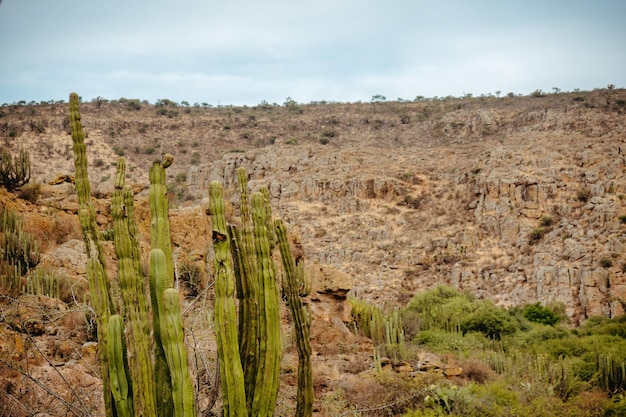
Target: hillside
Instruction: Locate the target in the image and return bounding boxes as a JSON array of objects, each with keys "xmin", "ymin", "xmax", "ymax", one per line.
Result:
[
  {"xmin": 3, "ymin": 88, "xmax": 625, "ymax": 318},
  {"xmin": 1, "ymin": 88, "xmax": 626, "ymax": 415}
]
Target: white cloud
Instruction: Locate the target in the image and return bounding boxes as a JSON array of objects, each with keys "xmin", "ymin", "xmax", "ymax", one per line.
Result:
[{"xmin": 1, "ymin": 0, "xmax": 625, "ymax": 104}]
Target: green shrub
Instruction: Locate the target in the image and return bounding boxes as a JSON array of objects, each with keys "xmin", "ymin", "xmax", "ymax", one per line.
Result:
[
  {"xmin": 538, "ymin": 215, "xmax": 553, "ymax": 227},
  {"xmin": 18, "ymin": 182, "xmax": 41, "ymax": 203},
  {"xmin": 577, "ymin": 189, "xmax": 591, "ymax": 202},
  {"xmin": 460, "ymin": 302, "xmax": 517, "ymax": 340},
  {"xmin": 126, "ymin": 99, "xmax": 141, "ymax": 111},
  {"xmin": 529, "ymin": 226, "xmax": 548, "ymax": 244},
  {"xmin": 404, "ymin": 285, "xmax": 473, "ymax": 334},
  {"xmin": 522, "ymin": 302, "xmax": 562, "ymax": 326},
  {"xmin": 600, "ymin": 257, "xmax": 613, "ymax": 268}
]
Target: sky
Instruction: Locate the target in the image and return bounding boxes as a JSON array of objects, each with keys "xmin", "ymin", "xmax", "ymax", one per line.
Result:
[{"xmin": 1, "ymin": 0, "xmax": 625, "ymax": 106}]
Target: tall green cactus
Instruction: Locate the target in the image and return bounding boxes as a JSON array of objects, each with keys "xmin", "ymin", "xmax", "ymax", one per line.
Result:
[
  {"xmin": 150, "ymin": 248, "xmax": 197, "ymax": 417},
  {"xmin": 275, "ymin": 219, "xmax": 313, "ymax": 417},
  {"xmin": 230, "ymin": 168, "xmax": 259, "ymax": 408},
  {"xmin": 108, "ymin": 314, "xmax": 134, "ymax": 417},
  {"xmin": 69, "ymin": 92, "xmax": 116, "ymax": 417},
  {"xmin": 70, "ymin": 94, "xmax": 195, "ymax": 417},
  {"xmin": 111, "ymin": 158, "xmax": 157, "ymax": 417},
  {"xmin": 149, "ymin": 158, "xmax": 176, "ymax": 417},
  {"xmin": 210, "ymin": 171, "xmax": 314, "ymax": 417},
  {"xmin": 250, "ymin": 191, "xmax": 282, "ymax": 417},
  {"xmin": 209, "ymin": 181, "xmax": 248, "ymax": 417}
]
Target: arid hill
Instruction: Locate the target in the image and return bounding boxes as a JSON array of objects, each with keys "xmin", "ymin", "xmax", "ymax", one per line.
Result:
[{"xmin": 1, "ymin": 88, "xmax": 626, "ymax": 415}]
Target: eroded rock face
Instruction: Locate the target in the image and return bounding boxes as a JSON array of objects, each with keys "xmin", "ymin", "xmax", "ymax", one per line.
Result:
[{"xmin": 185, "ymin": 127, "xmax": 626, "ymax": 321}]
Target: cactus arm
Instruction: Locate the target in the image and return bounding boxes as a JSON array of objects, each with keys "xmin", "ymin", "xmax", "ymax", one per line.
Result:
[
  {"xmin": 275, "ymin": 219, "xmax": 313, "ymax": 417},
  {"xmin": 108, "ymin": 314, "xmax": 134, "ymax": 417},
  {"xmin": 69, "ymin": 92, "xmax": 116, "ymax": 417},
  {"xmin": 209, "ymin": 181, "xmax": 248, "ymax": 417},
  {"xmin": 250, "ymin": 192, "xmax": 282, "ymax": 417},
  {"xmin": 112, "ymin": 158, "xmax": 157, "ymax": 416}
]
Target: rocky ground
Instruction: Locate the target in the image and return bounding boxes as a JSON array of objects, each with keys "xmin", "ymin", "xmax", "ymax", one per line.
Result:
[{"xmin": 1, "ymin": 88, "xmax": 626, "ymax": 415}]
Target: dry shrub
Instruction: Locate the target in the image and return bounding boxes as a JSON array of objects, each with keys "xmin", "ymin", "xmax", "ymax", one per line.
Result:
[
  {"xmin": 51, "ymin": 212, "xmax": 81, "ymax": 245},
  {"xmin": 58, "ymin": 275, "xmax": 88, "ymax": 305},
  {"xmin": 17, "ymin": 183, "xmax": 41, "ymax": 203},
  {"xmin": 339, "ymin": 371, "xmax": 430, "ymax": 416},
  {"xmin": 459, "ymin": 358, "xmax": 497, "ymax": 383}
]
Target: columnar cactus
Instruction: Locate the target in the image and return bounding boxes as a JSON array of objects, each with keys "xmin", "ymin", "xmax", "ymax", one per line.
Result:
[
  {"xmin": 209, "ymin": 181, "xmax": 248, "ymax": 417},
  {"xmin": 71, "ymin": 94, "xmax": 195, "ymax": 417},
  {"xmin": 149, "ymin": 158, "xmax": 176, "ymax": 417},
  {"xmin": 107, "ymin": 314, "xmax": 134, "ymax": 417},
  {"xmin": 230, "ymin": 168, "xmax": 259, "ymax": 408},
  {"xmin": 249, "ymin": 191, "xmax": 282, "ymax": 417},
  {"xmin": 275, "ymin": 219, "xmax": 313, "ymax": 417},
  {"xmin": 210, "ymin": 171, "xmax": 313, "ymax": 417},
  {"xmin": 150, "ymin": 248, "xmax": 196, "ymax": 417},
  {"xmin": 69, "ymin": 92, "xmax": 116, "ymax": 417},
  {"xmin": 111, "ymin": 158, "xmax": 157, "ymax": 417}
]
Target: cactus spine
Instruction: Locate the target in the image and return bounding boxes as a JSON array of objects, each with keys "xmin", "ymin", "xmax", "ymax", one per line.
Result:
[
  {"xmin": 111, "ymin": 158, "xmax": 157, "ymax": 417},
  {"xmin": 209, "ymin": 181, "xmax": 248, "ymax": 417},
  {"xmin": 69, "ymin": 92, "xmax": 116, "ymax": 417},
  {"xmin": 275, "ymin": 219, "xmax": 313, "ymax": 417}
]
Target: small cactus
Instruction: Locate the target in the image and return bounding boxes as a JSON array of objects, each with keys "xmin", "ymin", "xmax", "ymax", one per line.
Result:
[{"xmin": 0, "ymin": 147, "xmax": 31, "ymax": 191}]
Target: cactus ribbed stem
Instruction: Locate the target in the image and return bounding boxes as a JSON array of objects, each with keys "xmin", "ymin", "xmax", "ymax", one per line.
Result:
[
  {"xmin": 112, "ymin": 158, "xmax": 157, "ymax": 417},
  {"xmin": 162, "ymin": 288, "xmax": 196, "ymax": 417},
  {"xmin": 69, "ymin": 92, "xmax": 116, "ymax": 417},
  {"xmin": 149, "ymin": 159, "xmax": 175, "ymax": 417},
  {"xmin": 209, "ymin": 181, "xmax": 248, "ymax": 417},
  {"xmin": 250, "ymin": 192, "xmax": 282, "ymax": 417},
  {"xmin": 232, "ymin": 167, "xmax": 260, "ymax": 407},
  {"xmin": 108, "ymin": 315, "xmax": 134, "ymax": 417},
  {"xmin": 275, "ymin": 219, "xmax": 313, "ymax": 417},
  {"xmin": 149, "ymin": 160, "xmax": 174, "ymax": 285},
  {"xmin": 151, "ymin": 247, "xmax": 196, "ymax": 417}
]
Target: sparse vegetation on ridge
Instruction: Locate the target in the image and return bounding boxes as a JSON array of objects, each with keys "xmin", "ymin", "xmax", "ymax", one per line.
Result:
[{"xmin": 0, "ymin": 86, "xmax": 625, "ymax": 416}]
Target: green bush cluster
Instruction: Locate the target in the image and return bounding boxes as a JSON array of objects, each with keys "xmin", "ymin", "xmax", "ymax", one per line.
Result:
[{"xmin": 385, "ymin": 285, "xmax": 626, "ymax": 416}]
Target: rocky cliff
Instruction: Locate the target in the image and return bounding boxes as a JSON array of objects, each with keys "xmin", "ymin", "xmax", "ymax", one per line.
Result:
[{"xmin": 2, "ymin": 89, "xmax": 626, "ymax": 323}]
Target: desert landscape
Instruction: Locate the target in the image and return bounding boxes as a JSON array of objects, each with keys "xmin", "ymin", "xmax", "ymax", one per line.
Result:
[{"xmin": 1, "ymin": 88, "xmax": 626, "ymax": 416}]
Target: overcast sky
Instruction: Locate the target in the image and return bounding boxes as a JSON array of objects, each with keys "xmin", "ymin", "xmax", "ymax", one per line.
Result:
[{"xmin": 1, "ymin": 0, "xmax": 625, "ymax": 106}]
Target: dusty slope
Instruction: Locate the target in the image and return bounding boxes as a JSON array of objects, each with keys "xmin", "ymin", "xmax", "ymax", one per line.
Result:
[
  {"xmin": 1, "ymin": 88, "xmax": 626, "ymax": 414},
  {"xmin": 3, "ymin": 89, "xmax": 626, "ymax": 318}
]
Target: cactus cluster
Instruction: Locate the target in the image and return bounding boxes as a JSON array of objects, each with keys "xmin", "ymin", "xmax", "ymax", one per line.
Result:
[
  {"xmin": 0, "ymin": 209, "xmax": 40, "ymax": 293},
  {"xmin": 351, "ymin": 298, "xmax": 405, "ymax": 357},
  {"xmin": 24, "ymin": 268, "xmax": 60, "ymax": 299},
  {"xmin": 70, "ymin": 93, "xmax": 312, "ymax": 417},
  {"xmin": 0, "ymin": 146, "xmax": 31, "ymax": 191},
  {"xmin": 209, "ymin": 168, "xmax": 313, "ymax": 417},
  {"xmin": 69, "ymin": 93, "xmax": 195, "ymax": 417}
]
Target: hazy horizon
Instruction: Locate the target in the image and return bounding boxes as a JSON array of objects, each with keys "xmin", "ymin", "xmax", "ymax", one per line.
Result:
[{"xmin": 1, "ymin": 0, "xmax": 625, "ymax": 106}]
